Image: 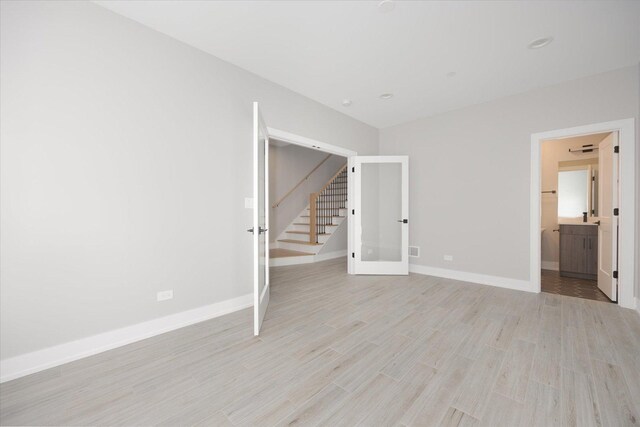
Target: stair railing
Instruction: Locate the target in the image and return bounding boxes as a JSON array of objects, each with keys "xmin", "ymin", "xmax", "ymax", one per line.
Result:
[{"xmin": 309, "ymin": 164, "xmax": 348, "ymax": 243}]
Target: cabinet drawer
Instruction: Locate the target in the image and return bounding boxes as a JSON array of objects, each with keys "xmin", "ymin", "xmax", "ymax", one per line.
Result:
[{"xmin": 559, "ymin": 224, "xmax": 597, "ymax": 236}]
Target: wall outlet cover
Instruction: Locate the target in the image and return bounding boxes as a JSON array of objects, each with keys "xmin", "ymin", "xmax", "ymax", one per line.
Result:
[
  {"xmin": 443, "ymin": 255, "xmax": 454, "ymax": 261},
  {"xmin": 157, "ymin": 290, "xmax": 173, "ymax": 301},
  {"xmin": 244, "ymin": 197, "xmax": 253, "ymax": 209}
]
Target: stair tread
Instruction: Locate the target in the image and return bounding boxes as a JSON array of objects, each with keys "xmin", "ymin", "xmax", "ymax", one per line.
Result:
[
  {"xmin": 287, "ymin": 230, "xmax": 330, "ymax": 235},
  {"xmin": 278, "ymin": 239, "xmax": 323, "ymax": 246}
]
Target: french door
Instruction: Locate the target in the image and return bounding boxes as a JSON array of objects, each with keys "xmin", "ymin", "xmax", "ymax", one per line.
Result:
[
  {"xmin": 252, "ymin": 102, "xmax": 269, "ymax": 335},
  {"xmin": 352, "ymin": 156, "xmax": 409, "ymax": 275},
  {"xmin": 597, "ymin": 132, "xmax": 618, "ymax": 301}
]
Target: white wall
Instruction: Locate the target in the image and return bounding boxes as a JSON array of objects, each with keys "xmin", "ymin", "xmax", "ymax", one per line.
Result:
[
  {"xmin": 269, "ymin": 145, "xmax": 345, "ymax": 243},
  {"xmin": 540, "ymin": 136, "xmax": 602, "ymax": 268},
  {"xmin": 0, "ymin": 0, "xmax": 377, "ymax": 361},
  {"xmin": 380, "ymin": 66, "xmax": 639, "ymax": 288}
]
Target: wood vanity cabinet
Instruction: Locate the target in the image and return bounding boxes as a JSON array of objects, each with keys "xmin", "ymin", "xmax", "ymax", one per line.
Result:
[{"xmin": 559, "ymin": 224, "xmax": 598, "ymax": 280}]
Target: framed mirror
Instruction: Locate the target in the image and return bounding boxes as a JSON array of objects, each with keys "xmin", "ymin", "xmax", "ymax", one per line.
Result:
[{"xmin": 557, "ymin": 159, "xmax": 598, "ymax": 218}]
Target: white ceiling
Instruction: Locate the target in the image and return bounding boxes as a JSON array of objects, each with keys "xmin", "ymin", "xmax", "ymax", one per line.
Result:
[{"xmin": 95, "ymin": 1, "xmax": 640, "ymax": 128}]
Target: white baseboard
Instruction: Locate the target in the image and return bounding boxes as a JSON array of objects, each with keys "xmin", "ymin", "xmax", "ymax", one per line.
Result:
[
  {"xmin": 315, "ymin": 249, "xmax": 348, "ymax": 262},
  {"xmin": 409, "ymin": 264, "xmax": 535, "ymax": 293},
  {"xmin": 541, "ymin": 261, "xmax": 559, "ymax": 271},
  {"xmin": 270, "ymin": 249, "xmax": 347, "ymax": 267},
  {"xmin": 0, "ymin": 293, "xmax": 253, "ymax": 384}
]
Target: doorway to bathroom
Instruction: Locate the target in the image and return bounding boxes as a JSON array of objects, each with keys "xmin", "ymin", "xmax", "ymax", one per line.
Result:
[
  {"xmin": 530, "ymin": 119, "xmax": 636, "ymax": 308},
  {"xmin": 539, "ymin": 132, "xmax": 613, "ymax": 302}
]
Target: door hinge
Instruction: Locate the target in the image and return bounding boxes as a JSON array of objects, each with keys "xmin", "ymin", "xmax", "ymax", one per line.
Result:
[
  {"xmin": 352, "ymin": 252, "xmax": 355, "ymax": 258},
  {"xmin": 614, "ymin": 145, "xmax": 619, "ymax": 153},
  {"xmin": 613, "ymin": 208, "xmax": 619, "ymax": 216},
  {"xmin": 592, "ymin": 176, "xmax": 595, "ymax": 181},
  {"xmin": 352, "ymin": 209, "xmax": 355, "ymax": 215},
  {"xmin": 352, "ymin": 167, "xmax": 355, "ymax": 172},
  {"xmin": 613, "ymin": 270, "xmax": 618, "ymax": 279}
]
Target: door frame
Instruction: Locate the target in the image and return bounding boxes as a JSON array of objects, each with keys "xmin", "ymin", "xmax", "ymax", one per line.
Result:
[
  {"xmin": 530, "ymin": 118, "xmax": 636, "ymax": 308},
  {"xmin": 265, "ymin": 127, "xmax": 358, "ymax": 273}
]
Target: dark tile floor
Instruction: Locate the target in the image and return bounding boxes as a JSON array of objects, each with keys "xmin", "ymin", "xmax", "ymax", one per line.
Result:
[{"xmin": 541, "ymin": 269, "xmax": 612, "ymax": 302}]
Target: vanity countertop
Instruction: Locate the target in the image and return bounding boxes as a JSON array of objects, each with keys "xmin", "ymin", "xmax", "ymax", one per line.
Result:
[{"xmin": 559, "ymin": 222, "xmax": 598, "ymax": 226}]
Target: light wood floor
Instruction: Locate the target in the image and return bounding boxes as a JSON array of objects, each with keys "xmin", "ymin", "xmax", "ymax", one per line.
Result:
[{"xmin": 1, "ymin": 258, "xmax": 639, "ymax": 426}]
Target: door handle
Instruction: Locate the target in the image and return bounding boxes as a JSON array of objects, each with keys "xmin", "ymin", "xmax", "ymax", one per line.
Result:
[
  {"xmin": 247, "ymin": 227, "xmax": 268, "ymax": 234},
  {"xmin": 594, "ymin": 220, "xmax": 601, "ymax": 225},
  {"xmin": 397, "ymin": 219, "xmax": 408, "ymax": 224}
]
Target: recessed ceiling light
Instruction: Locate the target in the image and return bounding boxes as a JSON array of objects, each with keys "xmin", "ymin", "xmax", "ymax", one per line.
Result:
[
  {"xmin": 341, "ymin": 99, "xmax": 352, "ymax": 107},
  {"xmin": 446, "ymin": 71, "xmax": 457, "ymax": 77},
  {"xmin": 379, "ymin": 93, "xmax": 394, "ymax": 100},
  {"xmin": 378, "ymin": 0, "xmax": 395, "ymax": 13},
  {"xmin": 528, "ymin": 36, "xmax": 554, "ymax": 49}
]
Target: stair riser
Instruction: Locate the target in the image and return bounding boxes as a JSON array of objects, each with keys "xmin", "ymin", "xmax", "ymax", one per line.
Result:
[
  {"xmin": 306, "ymin": 208, "xmax": 348, "ymax": 216},
  {"xmin": 289, "ymin": 223, "xmax": 339, "ymax": 233},
  {"xmin": 277, "ymin": 241, "xmax": 323, "ymax": 254},
  {"xmin": 284, "ymin": 232, "xmax": 330, "ymax": 244}
]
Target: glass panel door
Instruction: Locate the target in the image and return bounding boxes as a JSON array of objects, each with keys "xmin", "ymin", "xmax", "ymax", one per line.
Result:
[
  {"xmin": 353, "ymin": 156, "xmax": 408, "ymax": 275},
  {"xmin": 253, "ymin": 102, "xmax": 270, "ymax": 334}
]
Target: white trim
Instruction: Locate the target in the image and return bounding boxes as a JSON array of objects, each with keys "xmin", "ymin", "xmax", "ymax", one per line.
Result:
[
  {"xmin": 409, "ymin": 264, "xmax": 534, "ymax": 292},
  {"xmin": 315, "ymin": 249, "xmax": 348, "ymax": 262},
  {"xmin": 541, "ymin": 261, "xmax": 559, "ymax": 271},
  {"xmin": 0, "ymin": 294, "xmax": 253, "ymax": 384},
  {"xmin": 267, "ymin": 127, "xmax": 357, "ymax": 158},
  {"xmin": 530, "ymin": 119, "xmax": 636, "ymax": 309},
  {"xmin": 269, "ymin": 250, "xmax": 348, "ymax": 267}
]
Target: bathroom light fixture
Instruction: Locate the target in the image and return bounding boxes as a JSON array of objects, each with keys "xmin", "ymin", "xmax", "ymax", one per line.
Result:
[
  {"xmin": 528, "ymin": 36, "xmax": 553, "ymax": 49},
  {"xmin": 341, "ymin": 99, "xmax": 352, "ymax": 107},
  {"xmin": 378, "ymin": 0, "xmax": 395, "ymax": 13},
  {"xmin": 379, "ymin": 93, "xmax": 394, "ymax": 100}
]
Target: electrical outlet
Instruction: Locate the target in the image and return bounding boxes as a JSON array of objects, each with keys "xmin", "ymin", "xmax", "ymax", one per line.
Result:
[
  {"xmin": 157, "ymin": 290, "xmax": 173, "ymax": 301},
  {"xmin": 244, "ymin": 197, "xmax": 253, "ymax": 209},
  {"xmin": 443, "ymin": 255, "xmax": 453, "ymax": 261}
]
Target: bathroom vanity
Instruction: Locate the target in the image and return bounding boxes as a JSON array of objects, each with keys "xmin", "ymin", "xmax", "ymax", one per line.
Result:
[{"xmin": 559, "ymin": 224, "xmax": 598, "ymax": 280}]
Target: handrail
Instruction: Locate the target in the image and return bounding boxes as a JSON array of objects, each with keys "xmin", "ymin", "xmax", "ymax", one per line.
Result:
[
  {"xmin": 272, "ymin": 154, "xmax": 332, "ymax": 208},
  {"xmin": 317, "ymin": 163, "xmax": 348, "ymax": 194}
]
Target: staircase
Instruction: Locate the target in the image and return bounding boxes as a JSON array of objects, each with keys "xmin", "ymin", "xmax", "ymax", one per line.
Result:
[{"xmin": 271, "ymin": 164, "xmax": 348, "ymax": 266}]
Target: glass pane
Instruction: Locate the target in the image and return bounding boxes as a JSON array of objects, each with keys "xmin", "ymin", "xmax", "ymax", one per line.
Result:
[
  {"xmin": 558, "ymin": 169, "xmax": 588, "ymax": 217},
  {"xmin": 257, "ymin": 129, "xmax": 266, "ymax": 295},
  {"xmin": 360, "ymin": 162, "xmax": 402, "ymax": 262}
]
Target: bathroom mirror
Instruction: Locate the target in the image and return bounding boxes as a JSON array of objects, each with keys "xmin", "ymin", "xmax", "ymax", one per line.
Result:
[{"xmin": 557, "ymin": 160, "xmax": 598, "ymax": 218}]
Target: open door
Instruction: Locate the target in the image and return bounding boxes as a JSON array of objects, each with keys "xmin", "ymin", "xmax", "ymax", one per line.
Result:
[
  {"xmin": 353, "ymin": 156, "xmax": 409, "ymax": 275},
  {"xmin": 597, "ymin": 132, "xmax": 618, "ymax": 301},
  {"xmin": 252, "ymin": 102, "xmax": 269, "ymax": 335}
]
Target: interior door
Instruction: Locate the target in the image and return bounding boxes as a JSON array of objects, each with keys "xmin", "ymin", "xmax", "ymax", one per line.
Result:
[
  {"xmin": 252, "ymin": 102, "xmax": 269, "ymax": 335},
  {"xmin": 597, "ymin": 132, "xmax": 618, "ymax": 301},
  {"xmin": 353, "ymin": 156, "xmax": 409, "ymax": 275}
]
